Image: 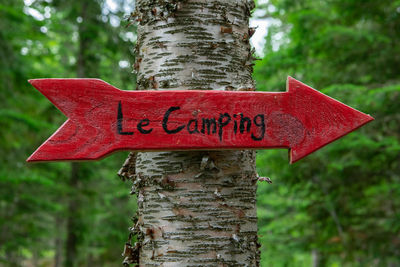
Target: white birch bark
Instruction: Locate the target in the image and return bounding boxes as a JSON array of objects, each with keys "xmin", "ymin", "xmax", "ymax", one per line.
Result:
[{"xmin": 123, "ymin": 1, "xmax": 260, "ymax": 266}]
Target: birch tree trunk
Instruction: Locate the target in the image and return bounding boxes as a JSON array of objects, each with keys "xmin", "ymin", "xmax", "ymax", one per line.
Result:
[{"xmin": 124, "ymin": 0, "xmax": 260, "ymax": 266}]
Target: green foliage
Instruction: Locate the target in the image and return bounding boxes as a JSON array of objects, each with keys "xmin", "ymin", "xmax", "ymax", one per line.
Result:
[
  {"xmin": 1, "ymin": 0, "xmax": 399, "ymax": 266},
  {"xmin": 257, "ymin": 84, "xmax": 400, "ymax": 266},
  {"xmin": 254, "ymin": 0, "xmax": 400, "ymax": 90},
  {"xmin": 0, "ymin": 0, "xmax": 136, "ymax": 265},
  {"xmin": 255, "ymin": 0, "xmax": 400, "ymax": 266}
]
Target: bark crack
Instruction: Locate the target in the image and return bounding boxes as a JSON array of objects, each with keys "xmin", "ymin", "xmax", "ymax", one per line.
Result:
[{"xmin": 122, "ymin": 0, "xmax": 260, "ymax": 266}]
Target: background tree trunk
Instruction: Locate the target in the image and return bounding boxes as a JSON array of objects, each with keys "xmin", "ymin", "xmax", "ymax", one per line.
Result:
[
  {"xmin": 65, "ymin": 3, "xmax": 89, "ymax": 265},
  {"xmin": 65, "ymin": 163, "xmax": 81, "ymax": 267},
  {"xmin": 54, "ymin": 216, "xmax": 63, "ymax": 267},
  {"xmin": 125, "ymin": 0, "xmax": 260, "ymax": 266}
]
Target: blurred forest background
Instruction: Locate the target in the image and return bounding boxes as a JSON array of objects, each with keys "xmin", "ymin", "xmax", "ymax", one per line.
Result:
[{"xmin": 0, "ymin": 0, "xmax": 399, "ymax": 266}]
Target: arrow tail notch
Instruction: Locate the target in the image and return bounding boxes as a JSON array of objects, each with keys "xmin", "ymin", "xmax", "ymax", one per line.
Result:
[{"xmin": 27, "ymin": 79, "xmax": 120, "ymax": 162}]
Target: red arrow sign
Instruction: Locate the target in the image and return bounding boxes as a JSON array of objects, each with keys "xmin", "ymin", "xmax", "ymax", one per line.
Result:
[{"xmin": 27, "ymin": 77, "xmax": 373, "ymax": 163}]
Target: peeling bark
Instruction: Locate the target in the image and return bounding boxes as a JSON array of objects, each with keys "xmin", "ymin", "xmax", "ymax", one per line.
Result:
[{"xmin": 124, "ymin": 1, "xmax": 260, "ymax": 266}]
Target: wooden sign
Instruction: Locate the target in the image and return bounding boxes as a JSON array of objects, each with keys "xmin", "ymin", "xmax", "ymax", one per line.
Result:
[{"xmin": 27, "ymin": 77, "xmax": 373, "ymax": 163}]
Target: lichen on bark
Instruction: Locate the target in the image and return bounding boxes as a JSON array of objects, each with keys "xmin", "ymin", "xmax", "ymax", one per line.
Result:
[{"xmin": 123, "ymin": 0, "xmax": 260, "ymax": 266}]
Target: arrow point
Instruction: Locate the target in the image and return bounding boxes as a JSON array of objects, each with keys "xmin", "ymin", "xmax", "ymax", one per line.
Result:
[{"xmin": 287, "ymin": 77, "xmax": 374, "ymax": 163}]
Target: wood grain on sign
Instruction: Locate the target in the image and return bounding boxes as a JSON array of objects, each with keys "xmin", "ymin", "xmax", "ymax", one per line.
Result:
[{"xmin": 27, "ymin": 77, "xmax": 373, "ymax": 163}]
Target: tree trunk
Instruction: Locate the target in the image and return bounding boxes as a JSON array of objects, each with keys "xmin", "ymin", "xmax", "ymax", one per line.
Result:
[
  {"xmin": 311, "ymin": 249, "xmax": 320, "ymax": 267},
  {"xmin": 124, "ymin": 0, "xmax": 260, "ymax": 266},
  {"xmin": 65, "ymin": 162, "xmax": 80, "ymax": 267},
  {"xmin": 65, "ymin": 3, "xmax": 89, "ymax": 266},
  {"xmin": 54, "ymin": 216, "xmax": 63, "ymax": 267}
]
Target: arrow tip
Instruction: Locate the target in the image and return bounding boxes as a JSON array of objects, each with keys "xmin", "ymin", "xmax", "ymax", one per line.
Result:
[{"xmin": 287, "ymin": 77, "xmax": 374, "ymax": 164}]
